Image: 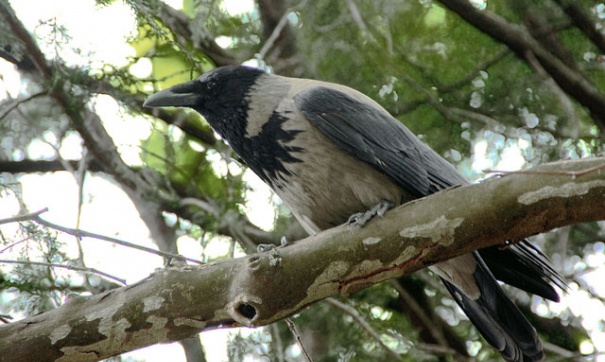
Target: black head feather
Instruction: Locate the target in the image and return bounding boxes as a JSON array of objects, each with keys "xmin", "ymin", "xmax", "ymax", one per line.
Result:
[{"xmin": 144, "ymin": 65, "xmax": 303, "ymax": 185}]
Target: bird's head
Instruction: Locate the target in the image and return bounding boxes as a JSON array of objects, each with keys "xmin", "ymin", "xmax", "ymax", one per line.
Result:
[{"xmin": 143, "ymin": 65, "xmax": 266, "ymax": 141}]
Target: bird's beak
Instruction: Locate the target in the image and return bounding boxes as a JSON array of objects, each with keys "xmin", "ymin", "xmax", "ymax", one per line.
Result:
[{"xmin": 143, "ymin": 80, "xmax": 201, "ymax": 108}]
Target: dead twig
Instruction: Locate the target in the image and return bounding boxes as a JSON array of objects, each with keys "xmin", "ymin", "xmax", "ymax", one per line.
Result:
[
  {"xmin": 485, "ymin": 162, "xmax": 605, "ymax": 179},
  {"xmin": 33, "ymin": 216, "xmax": 203, "ymax": 265},
  {"xmin": 0, "ymin": 259, "xmax": 127, "ymax": 285},
  {"xmin": 0, "ymin": 208, "xmax": 48, "ymax": 225},
  {"xmin": 284, "ymin": 318, "xmax": 313, "ymax": 362}
]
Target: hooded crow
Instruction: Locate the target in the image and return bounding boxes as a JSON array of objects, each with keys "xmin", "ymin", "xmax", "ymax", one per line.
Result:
[{"xmin": 144, "ymin": 65, "xmax": 564, "ymax": 361}]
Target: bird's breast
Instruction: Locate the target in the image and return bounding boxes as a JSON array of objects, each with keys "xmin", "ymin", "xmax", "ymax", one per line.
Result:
[{"xmin": 268, "ymin": 115, "xmax": 411, "ymax": 235}]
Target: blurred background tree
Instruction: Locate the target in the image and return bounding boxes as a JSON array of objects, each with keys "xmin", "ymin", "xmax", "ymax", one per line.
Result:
[{"xmin": 0, "ymin": 0, "xmax": 604, "ymax": 360}]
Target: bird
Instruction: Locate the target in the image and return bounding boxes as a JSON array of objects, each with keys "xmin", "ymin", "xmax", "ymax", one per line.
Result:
[{"xmin": 144, "ymin": 65, "xmax": 565, "ymax": 361}]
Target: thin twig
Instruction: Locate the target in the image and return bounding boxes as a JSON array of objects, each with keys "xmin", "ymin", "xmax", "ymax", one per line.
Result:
[
  {"xmin": 284, "ymin": 318, "xmax": 313, "ymax": 362},
  {"xmin": 0, "ymin": 91, "xmax": 47, "ymax": 121},
  {"xmin": 0, "ymin": 232, "xmax": 42, "ymax": 254},
  {"xmin": 543, "ymin": 341, "xmax": 586, "ymax": 362},
  {"xmin": 180, "ymin": 197, "xmax": 220, "ymax": 216},
  {"xmin": 0, "ymin": 208, "xmax": 48, "ymax": 225},
  {"xmin": 258, "ymin": 0, "xmax": 308, "ymax": 61},
  {"xmin": 258, "ymin": 11, "xmax": 290, "ymax": 60},
  {"xmin": 0, "ymin": 259, "xmax": 127, "ymax": 285},
  {"xmin": 325, "ymin": 298, "xmax": 405, "ymax": 361},
  {"xmin": 270, "ymin": 323, "xmax": 285, "ymax": 362},
  {"xmin": 346, "ymin": 0, "xmax": 372, "ymax": 40},
  {"xmin": 389, "ymin": 280, "xmax": 450, "ymax": 349},
  {"xmin": 0, "ymin": 314, "xmax": 13, "ymax": 324},
  {"xmin": 74, "ymin": 149, "xmax": 92, "ymax": 289},
  {"xmin": 484, "ymin": 163, "xmax": 605, "ymax": 179},
  {"xmin": 33, "ymin": 217, "xmax": 203, "ymax": 265},
  {"xmin": 448, "ymin": 107, "xmax": 501, "ymax": 129},
  {"xmin": 524, "ymin": 49, "xmax": 578, "ymax": 136},
  {"xmin": 415, "ymin": 342, "xmax": 464, "ymax": 357}
]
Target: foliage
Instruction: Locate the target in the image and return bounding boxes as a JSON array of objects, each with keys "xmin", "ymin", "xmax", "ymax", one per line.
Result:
[{"xmin": 0, "ymin": 0, "xmax": 604, "ymax": 360}]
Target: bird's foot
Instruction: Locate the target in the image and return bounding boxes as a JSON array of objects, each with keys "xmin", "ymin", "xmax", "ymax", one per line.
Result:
[
  {"xmin": 257, "ymin": 244, "xmax": 276, "ymax": 253},
  {"xmin": 256, "ymin": 236, "xmax": 289, "ymax": 253},
  {"xmin": 348, "ymin": 200, "xmax": 395, "ymax": 227}
]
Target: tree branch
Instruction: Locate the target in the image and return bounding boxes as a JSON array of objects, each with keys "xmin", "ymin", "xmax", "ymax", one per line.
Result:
[
  {"xmin": 552, "ymin": 0, "xmax": 605, "ymax": 54},
  {"xmin": 0, "ymin": 1, "xmax": 293, "ymax": 258},
  {"xmin": 256, "ymin": 0, "xmax": 300, "ymax": 75},
  {"xmin": 324, "ymin": 298, "xmax": 405, "ymax": 361},
  {"xmin": 0, "ymin": 208, "xmax": 47, "ymax": 225},
  {"xmin": 0, "ymin": 160, "xmax": 105, "ymax": 174},
  {"xmin": 32, "ymin": 217, "xmax": 203, "ymax": 265},
  {"xmin": 1, "ymin": 157, "xmax": 604, "ymax": 361},
  {"xmin": 0, "ymin": 260, "xmax": 127, "ymax": 286},
  {"xmin": 143, "ymin": 0, "xmax": 236, "ymax": 67},
  {"xmin": 438, "ymin": 0, "xmax": 605, "ymax": 130},
  {"xmin": 0, "ymin": 0, "xmax": 51, "ymax": 78}
]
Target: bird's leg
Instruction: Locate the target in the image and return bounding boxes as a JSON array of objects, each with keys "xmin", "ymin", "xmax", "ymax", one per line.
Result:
[
  {"xmin": 280, "ymin": 236, "xmax": 289, "ymax": 246},
  {"xmin": 348, "ymin": 200, "xmax": 395, "ymax": 227},
  {"xmin": 257, "ymin": 244, "xmax": 275, "ymax": 252}
]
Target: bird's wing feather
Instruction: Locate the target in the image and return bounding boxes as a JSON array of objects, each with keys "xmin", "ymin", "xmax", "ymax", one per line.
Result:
[{"xmin": 294, "ymin": 86, "xmax": 467, "ymax": 198}]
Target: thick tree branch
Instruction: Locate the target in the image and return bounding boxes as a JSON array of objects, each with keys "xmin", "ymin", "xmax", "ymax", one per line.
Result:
[{"xmin": 1, "ymin": 157, "xmax": 604, "ymax": 361}]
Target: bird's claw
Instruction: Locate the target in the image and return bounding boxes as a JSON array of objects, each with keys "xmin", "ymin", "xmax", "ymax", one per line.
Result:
[
  {"xmin": 348, "ymin": 212, "xmax": 370, "ymax": 226},
  {"xmin": 257, "ymin": 236, "xmax": 289, "ymax": 253},
  {"xmin": 348, "ymin": 200, "xmax": 394, "ymax": 227},
  {"xmin": 257, "ymin": 244, "xmax": 276, "ymax": 253}
]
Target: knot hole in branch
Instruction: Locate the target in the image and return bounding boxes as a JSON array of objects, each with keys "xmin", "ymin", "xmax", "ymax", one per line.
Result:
[
  {"xmin": 237, "ymin": 303, "xmax": 257, "ymax": 319},
  {"xmin": 228, "ymin": 294, "xmax": 262, "ymax": 325}
]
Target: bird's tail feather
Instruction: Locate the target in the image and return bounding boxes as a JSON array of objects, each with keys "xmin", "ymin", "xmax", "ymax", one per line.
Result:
[
  {"xmin": 479, "ymin": 241, "xmax": 566, "ymax": 301},
  {"xmin": 441, "ymin": 252, "xmax": 544, "ymax": 362}
]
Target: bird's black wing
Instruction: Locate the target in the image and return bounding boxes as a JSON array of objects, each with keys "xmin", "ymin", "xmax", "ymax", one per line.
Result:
[{"xmin": 294, "ymin": 86, "xmax": 468, "ymax": 198}]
